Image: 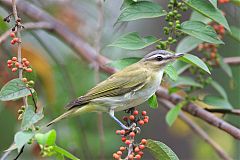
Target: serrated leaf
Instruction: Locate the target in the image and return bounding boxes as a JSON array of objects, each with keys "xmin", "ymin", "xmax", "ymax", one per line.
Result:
[
  {"xmin": 218, "ymin": 55, "xmax": 232, "ymax": 78},
  {"xmin": 109, "ymin": 32, "xmax": 158, "ymax": 50},
  {"xmin": 148, "ymin": 94, "xmax": 158, "ymax": 109},
  {"xmin": 14, "ymin": 131, "xmax": 34, "ymax": 152},
  {"xmin": 203, "ymin": 96, "xmax": 233, "ymax": 109},
  {"xmin": 171, "ymin": 76, "xmax": 203, "ymax": 88},
  {"xmin": 183, "ymin": 0, "xmax": 230, "ymax": 31},
  {"xmin": 164, "ymin": 65, "xmax": 178, "ymax": 81},
  {"xmin": 166, "ymin": 102, "xmax": 185, "ymax": 126},
  {"xmin": 107, "ymin": 57, "xmax": 140, "ymax": 70},
  {"xmin": 228, "ymin": 26, "xmax": 240, "ymax": 43},
  {"xmin": 54, "ymin": 146, "xmax": 80, "ymax": 160},
  {"xmin": 146, "ymin": 139, "xmax": 179, "ymax": 160},
  {"xmin": 176, "ymin": 36, "xmax": 203, "ymax": 53},
  {"xmin": 35, "ymin": 130, "xmax": 57, "ymax": 146},
  {"xmin": 210, "ymin": 80, "xmax": 228, "ymax": 100},
  {"xmin": 21, "ymin": 105, "xmax": 44, "ymax": 130},
  {"xmin": 0, "ymin": 78, "xmax": 34, "ymax": 101},
  {"xmin": 190, "ymin": 11, "xmax": 212, "ymax": 24},
  {"xmin": 178, "ymin": 21, "xmax": 223, "ymax": 44},
  {"xmin": 117, "ymin": 1, "xmax": 166, "ymax": 23},
  {"xmin": 179, "ymin": 53, "xmax": 211, "ymax": 74}
]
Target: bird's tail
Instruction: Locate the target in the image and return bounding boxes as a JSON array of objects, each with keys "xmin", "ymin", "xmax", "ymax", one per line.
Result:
[{"xmin": 46, "ymin": 105, "xmax": 93, "ymax": 127}]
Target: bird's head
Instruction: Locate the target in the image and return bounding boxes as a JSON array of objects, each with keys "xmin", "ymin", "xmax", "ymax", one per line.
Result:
[{"xmin": 142, "ymin": 50, "xmax": 184, "ymax": 71}]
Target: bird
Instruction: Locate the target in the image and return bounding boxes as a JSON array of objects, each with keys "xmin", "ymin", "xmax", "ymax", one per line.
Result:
[{"xmin": 47, "ymin": 50, "xmax": 184, "ymax": 129}]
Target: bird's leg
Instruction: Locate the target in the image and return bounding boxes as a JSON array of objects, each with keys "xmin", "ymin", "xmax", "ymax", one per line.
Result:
[{"xmin": 109, "ymin": 109, "xmax": 131, "ymax": 130}]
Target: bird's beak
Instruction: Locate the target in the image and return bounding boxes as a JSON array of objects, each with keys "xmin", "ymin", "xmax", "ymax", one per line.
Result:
[{"xmin": 174, "ymin": 53, "xmax": 185, "ymax": 58}]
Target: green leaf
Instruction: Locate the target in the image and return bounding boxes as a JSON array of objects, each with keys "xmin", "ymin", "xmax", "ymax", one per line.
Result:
[
  {"xmin": 21, "ymin": 105, "xmax": 44, "ymax": 130},
  {"xmin": 54, "ymin": 146, "xmax": 80, "ymax": 160},
  {"xmin": 27, "ymin": 90, "xmax": 38, "ymax": 106},
  {"xmin": 166, "ymin": 102, "xmax": 186, "ymax": 126},
  {"xmin": 117, "ymin": 1, "xmax": 166, "ymax": 22},
  {"xmin": 218, "ymin": 55, "xmax": 232, "ymax": 78},
  {"xmin": 176, "ymin": 36, "xmax": 203, "ymax": 53},
  {"xmin": 35, "ymin": 130, "xmax": 57, "ymax": 146},
  {"xmin": 228, "ymin": 26, "xmax": 240, "ymax": 43},
  {"xmin": 178, "ymin": 21, "xmax": 223, "ymax": 44},
  {"xmin": 183, "ymin": 0, "xmax": 230, "ymax": 31},
  {"xmin": 179, "ymin": 53, "xmax": 211, "ymax": 74},
  {"xmin": 203, "ymin": 96, "xmax": 233, "ymax": 109},
  {"xmin": 107, "ymin": 57, "xmax": 140, "ymax": 70},
  {"xmin": 172, "ymin": 61, "xmax": 191, "ymax": 75},
  {"xmin": 148, "ymin": 94, "xmax": 158, "ymax": 109},
  {"xmin": 190, "ymin": 11, "xmax": 212, "ymax": 24},
  {"xmin": 171, "ymin": 76, "xmax": 203, "ymax": 88},
  {"xmin": 208, "ymin": 0, "xmax": 218, "ymax": 8},
  {"xmin": 146, "ymin": 139, "xmax": 179, "ymax": 160},
  {"xmin": 164, "ymin": 65, "xmax": 178, "ymax": 81},
  {"xmin": 121, "ymin": 0, "xmax": 135, "ymax": 10},
  {"xmin": 109, "ymin": 32, "xmax": 158, "ymax": 50},
  {"xmin": 0, "ymin": 78, "xmax": 33, "ymax": 101},
  {"xmin": 14, "ymin": 131, "xmax": 34, "ymax": 152},
  {"xmin": 210, "ymin": 80, "xmax": 228, "ymax": 100}
]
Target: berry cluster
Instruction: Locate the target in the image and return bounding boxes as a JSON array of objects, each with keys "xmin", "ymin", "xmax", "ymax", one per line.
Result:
[
  {"xmin": 218, "ymin": 0, "xmax": 229, "ymax": 4},
  {"xmin": 197, "ymin": 23, "xmax": 225, "ymax": 65},
  {"xmin": 7, "ymin": 57, "xmax": 32, "ymax": 73},
  {"xmin": 113, "ymin": 109, "xmax": 149, "ymax": 160},
  {"xmin": 9, "ymin": 32, "xmax": 20, "ymax": 45},
  {"xmin": 157, "ymin": 0, "xmax": 187, "ymax": 50}
]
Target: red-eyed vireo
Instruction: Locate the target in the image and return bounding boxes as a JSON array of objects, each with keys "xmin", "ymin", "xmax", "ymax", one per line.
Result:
[{"xmin": 47, "ymin": 50, "xmax": 184, "ymax": 129}]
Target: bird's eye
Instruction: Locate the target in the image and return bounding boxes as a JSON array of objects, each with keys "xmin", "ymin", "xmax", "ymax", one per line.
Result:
[{"xmin": 156, "ymin": 56, "xmax": 163, "ymax": 61}]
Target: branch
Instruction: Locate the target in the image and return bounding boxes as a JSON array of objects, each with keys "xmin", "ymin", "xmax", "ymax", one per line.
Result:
[
  {"xmin": 223, "ymin": 56, "xmax": 240, "ymax": 65},
  {"xmin": 159, "ymin": 99, "xmax": 232, "ymax": 160},
  {"xmin": 0, "ymin": 21, "xmax": 53, "ymax": 44},
  {"xmin": 205, "ymin": 108, "xmax": 240, "ymax": 116},
  {"xmin": 156, "ymin": 87, "xmax": 240, "ymax": 140}
]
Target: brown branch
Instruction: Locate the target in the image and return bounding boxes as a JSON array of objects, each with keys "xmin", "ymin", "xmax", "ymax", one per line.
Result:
[
  {"xmin": 223, "ymin": 57, "xmax": 240, "ymax": 65},
  {"xmin": 156, "ymin": 87, "xmax": 240, "ymax": 140},
  {"xmin": 1, "ymin": 0, "xmax": 239, "ymax": 140},
  {"xmin": 0, "ymin": 21, "xmax": 53, "ymax": 44},
  {"xmin": 205, "ymin": 108, "xmax": 240, "ymax": 116},
  {"xmin": 159, "ymin": 99, "xmax": 232, "ymax": 160}
]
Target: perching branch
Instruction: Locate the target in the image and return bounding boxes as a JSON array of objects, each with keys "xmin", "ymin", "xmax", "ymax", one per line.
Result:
[
  {"xmin": 205, "ymin": 108, "xmax": 240, "ymax": 116},
  {"xmin": 159, "ymin": 99, "xmax": 232, "ymax": 160}
]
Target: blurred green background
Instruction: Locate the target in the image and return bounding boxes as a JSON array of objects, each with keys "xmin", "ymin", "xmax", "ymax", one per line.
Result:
[{"xmin": 0, "ymin": 0, "xmax": 239, "ymax": 159}]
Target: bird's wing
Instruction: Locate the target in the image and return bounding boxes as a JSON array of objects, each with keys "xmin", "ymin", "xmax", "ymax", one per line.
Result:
[{"xmin": 65, "ymin": 63, "xmax": 151, "ymax": 109}]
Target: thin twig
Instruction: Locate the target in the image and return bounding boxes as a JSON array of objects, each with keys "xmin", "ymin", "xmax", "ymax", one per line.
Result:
[
  {"xmin": 94, "ymin": 0, "xmax": 105, "ymax": 159},
  {"xmin": 205, "ymin": 108, "xmax": 240, "ymax": 116},
  {"xmin": 13, "ymin": 145, "xmax": 25, "ymax": 160},
  {"xmin": 159, "ymin": 99, "xmax": 232, "ymax": 160},
  {"xmin": 0, "ymin": 21, "xmax": 52, "ymax": 44}
]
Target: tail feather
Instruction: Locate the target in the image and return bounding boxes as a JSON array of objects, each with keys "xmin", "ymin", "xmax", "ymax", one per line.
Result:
[{"xmin": 46, "ymin": 108, "xmax": 77, "ymax": 127}]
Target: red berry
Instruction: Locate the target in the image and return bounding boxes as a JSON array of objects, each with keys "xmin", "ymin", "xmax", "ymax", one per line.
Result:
[
  {"xmin": 120, "ymin": 130, "xmax": 125, "ymax": 135},
  {"xmin": 119, "ymin": 146, "xmax": 126, "ymax": 151},
  {"xmin": 125, "ymin": 140, "xmax": 131, "ymax": 145},
  {"xmin": 116, "ymin": 130, "xmax": 121, "ymax": 135},
  {"xmin": 129, "ymin": 115, "xmax": 135, "ymax": 121},
  {"xmin": 121, "ymin": 137, "xmax": 126, "ymax": 142},
  {"xmin": 22, "ymin": 78, "xmax": 27, "ymax": 82},
  {"xmin": 15, "ymin": 62, "xmax": 20, "ymax": 68},
  {"xmin": 141, "ymin": 139, "xmax": 147, "ymax": 145},
  {"xmin": 142, "ymin": 111, "xmax": 147, "ymax": 116},
  {"xmin": 138, "ymin": 151, "xmax": 144, "ymax": 156},
  {"xmin": 128, "ymin": 154, "xmax": 134, "ymax": 160},
  {"xmin": 113, "ymin": 153, "xmax": 120, "ymax": 159},
  {"xmin": 143, "ymin": 118, "xmax": 149, "ymax": 123},
  {"xmin": 144, "ymin": 116, "xmax": 149, "ymax": 119},
  {"xmin": 134, "ymin": 146, "xmax": 140, "ymax": 152},
  {"xmin": 10, "ymin": 39, "xmax": 15, "ymax": 45},
  {"xmin": 7, "ymin": 64, "xmax": 12, "ymax": 68},
  {"xmin": 12, "ymin": 57, "xmax": 17, "ymax": 61},
  {"xmin": 13, "ymin": 37, "xmax": 19, "ymax": 43},
  {"xmin": 10, "ymin": 32, "xmax": 15, "ymax": 38},
  {"xmin": 116, "ymin": 151, "xmax": 122, "ymax": 155},
  {"xmin": 139, "ymin": 144, "xmax": 145, "ymax": 150},
  {"xmin": 22, "ymin": 58, "xmax": 27, "ymax": 62},
  {"xmin": 24, "ymin": 61, "xmax": 30, "ymax": 66},
  {"xmin": 138, "ymin": 120, "xmax": 144, "ymax": 125},
  {"xmin": 135, "ymin": 154, "xmax": 141, "ymax": 159},
  {"xmin": 26, "ymin": 68, "xmax": 32, "ymax": 72},
  {"xmin": 129, "ymin": 132, "xmax": 135, "ymax": 137},
  {"xmin": 133, "ymin": 110, "xmax": 138, "ymax": 115},
  {"xmin": 12, "ymin": 67, "xmax": 17, "ymax": 72},
  {"xmin": 7, "ymin": 60, "xmax": 12, "ymax": 64}
]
